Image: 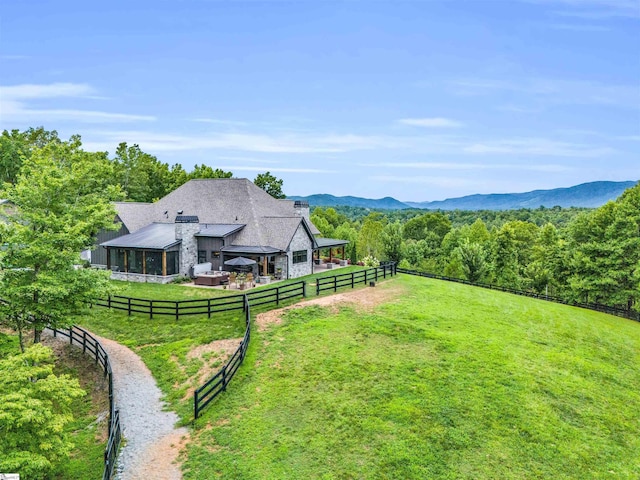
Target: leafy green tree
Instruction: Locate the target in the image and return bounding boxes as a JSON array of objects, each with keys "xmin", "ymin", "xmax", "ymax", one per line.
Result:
[
  {"xmin": 456, "ymin": 240, "xmax": 488, "ymax": 283},
  {"xmin": 0, "ymin": 138, "xmax": 120, "ymax": 349},
  {"xmin": 0, "ymin": 343, "xmax": 85, "ymax": 479},
  {"xmin": 566, "ymin": 184, "xmax": 640, "ymax": 308},
  {"xmin": 190, "ymin": 164, "xmax": 233, "ymax": 180},
  {"xmin": 357, "ymin": 214, "xmax": 385, "ymax": 259},
  {"xmin": 380, "ymin": 221, "xmax": 403, "ymax": 263},
  {"xmin": 0, "ymin": 127, "xmax": 61, "ymax": 185},
  {"xmin": 254, "ymin": 171, "xmax": 285, "ymax": 199}
]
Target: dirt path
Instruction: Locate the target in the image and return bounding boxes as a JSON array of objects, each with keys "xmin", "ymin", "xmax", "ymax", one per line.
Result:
[
  {"xmin": 256, "ymin": 280, "xmax": 405, "ymax": 331},
  {"xmin": 97, "ymin": 336, "xmax": 190, "ymax": 480}
]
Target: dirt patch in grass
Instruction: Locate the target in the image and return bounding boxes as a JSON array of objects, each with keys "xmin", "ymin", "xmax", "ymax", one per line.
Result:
[
  {"xmin": 181, "ymin": 337, "xmax": 243, "ymax": 400},
  {"xmin": 127, "ymin": 430, "xmax": 190, "ymax": 480},
  {"xmin": 255, "ymin": 280, "xmax": 405, "ymax": 332}
]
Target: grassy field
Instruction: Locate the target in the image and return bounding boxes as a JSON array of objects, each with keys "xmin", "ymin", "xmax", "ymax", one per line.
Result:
[
  {"xmin": 184, "ymin": 274, "xmax": 640, "ymax": 479},
  {"xmin": 78, "ymin": 266, "xmax": 364, "ymax": 419}
]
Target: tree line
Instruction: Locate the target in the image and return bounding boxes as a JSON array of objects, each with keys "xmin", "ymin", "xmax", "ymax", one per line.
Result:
[
  {"xmin": 312, "ymin": 183, "xmax": 640, "ymax": 312},
  {"xmin": 0, "ymin": 127, "xmax": 286, "ymax": 200}
]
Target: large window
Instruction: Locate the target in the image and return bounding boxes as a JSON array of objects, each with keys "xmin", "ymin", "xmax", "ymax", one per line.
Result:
[
  {"xmin": 166, "ymin": 251, "xmax": 179, "ymax": 275},
  {"xmin": 145, "ymin": 251, "xmax": 163, "ymax": 276},
  {"xmin": 293, "ymin": 250, "xmax": 307, "ymax": 264}
]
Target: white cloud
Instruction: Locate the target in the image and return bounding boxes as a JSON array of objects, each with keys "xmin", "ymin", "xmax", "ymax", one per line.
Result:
[
  {"xmin": 85, "ymin": 130, "xmax": 401, "ymax": 154},
  {"xmin": 1, "ymin": 82, "xmax": 95, "ymax": 99},
  {"xmin": 464, "ymin": 138, "xmax": 616, "ymax": 157},
  {"xmin": 360, "ymin": 161, "xmax": 573, "ymax": 172},
  {"xmin": 544, "ymin": 23, "xmax": 611, "ymax": 31},
  {"xmin": 398, "ymin": 117, "xmax": 464, "ymax": 128},
  {"xmin": 218, "ymin": 166, "xmax": 337, "ymax": 174},
  {"xmin": 0, "ymin": 82, "xmax": 155, "ymax": 124},
  {"xmin": 190, "ymin": 118, "xmax": 249, "ymax": 126},
  {"xmin": 368, "ymin": 175, "xmax": 477, "ymax": 188},
  {"xmin": 451, "ymin": 77, "xmax": 639, "ymax": 108},
  {"xmin": 526, "ymin": 0, "xmax": 640, "ymax": 19}
]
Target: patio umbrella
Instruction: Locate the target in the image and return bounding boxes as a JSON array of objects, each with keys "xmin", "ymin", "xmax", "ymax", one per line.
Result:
[{"xmin": 224, "ymin": 256, "xmax": 257, "ymax": 266}]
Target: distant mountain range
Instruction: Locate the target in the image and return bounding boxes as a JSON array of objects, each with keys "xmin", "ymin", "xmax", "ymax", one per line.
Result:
[{"xmin": 288, "ymin": 181, "xmax": 638, "ymax": 211}]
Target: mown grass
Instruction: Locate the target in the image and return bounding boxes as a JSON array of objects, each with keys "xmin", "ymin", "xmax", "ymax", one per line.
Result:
[
  {"xmin": 78, "ymin": 266, "xmax": 365, "ymax": 419},
  {"xmin": 184, "ymin": 274, "xmax": 640, "ymax": 479}
]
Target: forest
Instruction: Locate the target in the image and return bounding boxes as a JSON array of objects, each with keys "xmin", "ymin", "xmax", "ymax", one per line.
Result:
[{"xmin": 2, "ymin": 127, "xmax": 638, "ymax": 313}]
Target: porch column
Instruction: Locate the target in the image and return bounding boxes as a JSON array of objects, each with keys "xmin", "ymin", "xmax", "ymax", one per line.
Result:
[
  {"xmin": 124, "ymin": 250, "xmax": 128, "ymax": 273},
  {"xmin": 329, "ymin": 248, "xmax": 333, "ymax": 263},
  {"xmin": 142, "ymin": 250, "xmax": 147, "ymax": 275},
  {"xmin": 263, "ymin": 256, "xmax": 268, "ymax": 276},
  {"xmin": 162, "ymin": 251, "xmax": 167, "ymax": 276},
  {"xmin": 342, "ymin": 246, "xmax": 345, "ymax": 260},
  {"xmin": 106, "ymin": 248, "xmax": 111, "ymax": 271}
]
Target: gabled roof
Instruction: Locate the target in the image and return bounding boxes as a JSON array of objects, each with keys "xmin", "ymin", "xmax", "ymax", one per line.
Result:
[
  {"xmin": 100, "ymin": 223, "xmax": 180, "ymax": 250},
  {"xmin": 109, "ymin": 179, "xmax": 326, "ymax": 252},
  {"xmin": 195, "ymin": 224, "xmax": 245, "ymax": 238}
]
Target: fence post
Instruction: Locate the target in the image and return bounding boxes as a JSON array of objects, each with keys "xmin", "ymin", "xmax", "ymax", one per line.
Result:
[
  {"xmin": 69, "ymin": 328, "xmax": 73, "ymax": 345},
  {"xmin": 334, "ymin": 275, "xmax": 337, "ymax": 292},
  {"xmin": 175, "ymin": 302, "xmax": 179, "ymax": 321},
  {"xmin": 222, "ymin": 365, "xmax": 228, "ymax": 391},
  {"xmin": 276, "ymin": 287, "xmax": 280, "ymax": 306},
  {"xmin": 128, "ymin": 297, "xmax": 131, "ymax": 316},
  {"xmin": 108, "ymin": 295, "xmax": 111, "ymax": 309},
  {"xmin": 316, "ymin": 280, "xmax": 320, "ymax": 296},
  {"xmin": 352, "ymin": 272, "xmax": 355, "ymax": 288},
  {"xmin": 150, "ymin": 300, "xmax": 154, "ymax": 320},
  {"xmin": 375, "ymin": 267, "xmax": 379, "ymax": 281},
  {"xmin": 302, "ymin": 281, "xmax": 307, "ymax": 298},
  {"xmin": 194, "ymin": 390, "xmax": 199, "ymax": 420},
  {"xmin": 208, "ymin": 298, "xmax": 211, "ymax": 318},
  {"xmin": 364, "ymin": 269, "xmax": 368, "ymax": 285},
  {"xmin": 83, "ymin": 330, "xmax": 87, "ymax": 354}
]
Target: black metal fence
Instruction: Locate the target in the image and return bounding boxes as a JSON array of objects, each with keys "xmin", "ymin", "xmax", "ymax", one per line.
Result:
[
  {"xmin": 397, "ymin": 268, "xmax": 640, "ymax": 323},
  {"xmin": 47, "ymin": 325, "xmax": 122, "ymax": 480},
  {"xmin": 316, "ymin": 263, "xmax": 397, "ymax": 295}
]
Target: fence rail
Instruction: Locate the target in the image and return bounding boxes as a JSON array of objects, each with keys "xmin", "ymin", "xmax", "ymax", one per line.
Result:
[
  {"xmin": 397, "ymin": 268, "xmax": 640, "ymax": 323},
  {"xmin": 47, "ymin": 325, "xmax": 122, "ymax": 480},
  {"xmin": 96, "ymin": 281, "xmax": 307, "ymax": 320},
  {"xmin": 316, "ymin": 263, "xmax": 396, "ymax": 295},
  {"xmin": 194, "ymin": 296, "xmax": 252, "ymax": 419}
]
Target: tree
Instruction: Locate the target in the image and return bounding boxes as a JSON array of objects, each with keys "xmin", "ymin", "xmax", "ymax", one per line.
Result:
[
  {"xmin": 0, "ymin": 138, "xmax": 120, "ymax": 350},
  {"xmin": 0, "ymin": 127, "xmax": 61, "ymax": 185},
  {"xmin": 456, "ymin": 240, "xmax": 488, "ymax": 283},
  {"xmin": 0, "ymin": 343, "xmax": 85, "ymax": 479},
  {"xmin": 357, "ymin": 214, "xmax": 385, "ymax": 259},
  {"xmin": 189, "ymin": 164, "xmax": 233, "ymax": 180},
  {"xmin": 254, "ymin": 171, "xmax": 285, "ymax": 199},
  {"xmin": 380, "ymin": 221, "xmax": 403, "ymax": 263}
]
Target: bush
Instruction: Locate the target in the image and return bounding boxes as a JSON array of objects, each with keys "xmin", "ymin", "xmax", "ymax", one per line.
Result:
[{"xmin": 361, "ymin": 256, "xmax": 380, "ymax": 268}]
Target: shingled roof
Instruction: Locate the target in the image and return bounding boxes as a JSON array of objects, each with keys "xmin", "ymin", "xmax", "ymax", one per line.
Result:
[{"xmin": 110, "ymin": 178, "xmax": 322, "ymax": 251}]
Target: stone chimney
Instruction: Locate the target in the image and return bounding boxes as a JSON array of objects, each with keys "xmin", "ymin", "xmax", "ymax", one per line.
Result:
[
  {"xmin": 175, "ymin": 215, "xmax": 200, "ymax": 276},
  {"xmin": 293, "ymin": 200, "xmax": 310, "ymax": 221}
]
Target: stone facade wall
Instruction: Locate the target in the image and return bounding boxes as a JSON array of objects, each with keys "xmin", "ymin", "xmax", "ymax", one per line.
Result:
[
  {"xmin": 288, "ymin": 223, "xmax": 314, "ymax": 279},
  {"xmin": 274, "ymin": 255, "xmax": 288, "ymax": 279},
  {"xmin": 110, "ymin": 272, "xmax": 180, "ymax": 284},
  {"xmin": 175, "ymin": 222, "xmax": 200, "ymax": 276}
]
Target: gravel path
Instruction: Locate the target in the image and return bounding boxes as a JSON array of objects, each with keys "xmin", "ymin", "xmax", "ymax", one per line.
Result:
[{"xmin": 97, "ymin": 336, "xmax": 189, "ymax": 480}]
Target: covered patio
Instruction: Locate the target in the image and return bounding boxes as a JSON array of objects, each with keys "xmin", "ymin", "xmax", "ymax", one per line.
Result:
[{"xmin": 313, "ymin": 238, "xmax": 350, "ymax": 272}]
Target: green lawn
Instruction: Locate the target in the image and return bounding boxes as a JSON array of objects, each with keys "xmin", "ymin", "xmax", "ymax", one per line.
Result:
[{"xmin": 184, "ymin": 274, "xmax": 640, "ymax": 479}]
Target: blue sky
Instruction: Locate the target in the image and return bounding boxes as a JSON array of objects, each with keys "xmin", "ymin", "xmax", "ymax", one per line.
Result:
[{"xmin": 1, "ymin": 0, "xmax": 638, "ymax": 201}]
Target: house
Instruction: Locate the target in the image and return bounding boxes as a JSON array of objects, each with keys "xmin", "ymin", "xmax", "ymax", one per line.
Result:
[{"xmin": 92, "ymin": 178, "xmax": 348, "ymax": 283}]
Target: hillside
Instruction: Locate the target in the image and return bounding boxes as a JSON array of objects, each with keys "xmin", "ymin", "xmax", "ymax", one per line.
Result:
[
  {"xmin": 184, "ymin": 275, "xmax": 640, "ymax": 479},
  {"xmin": 287, "ymin": 193, "xmax": 408, "ymax": 210},
  {"xmin": 289, "ymin": 180, "xmax": 637, "ymax": 210}
]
